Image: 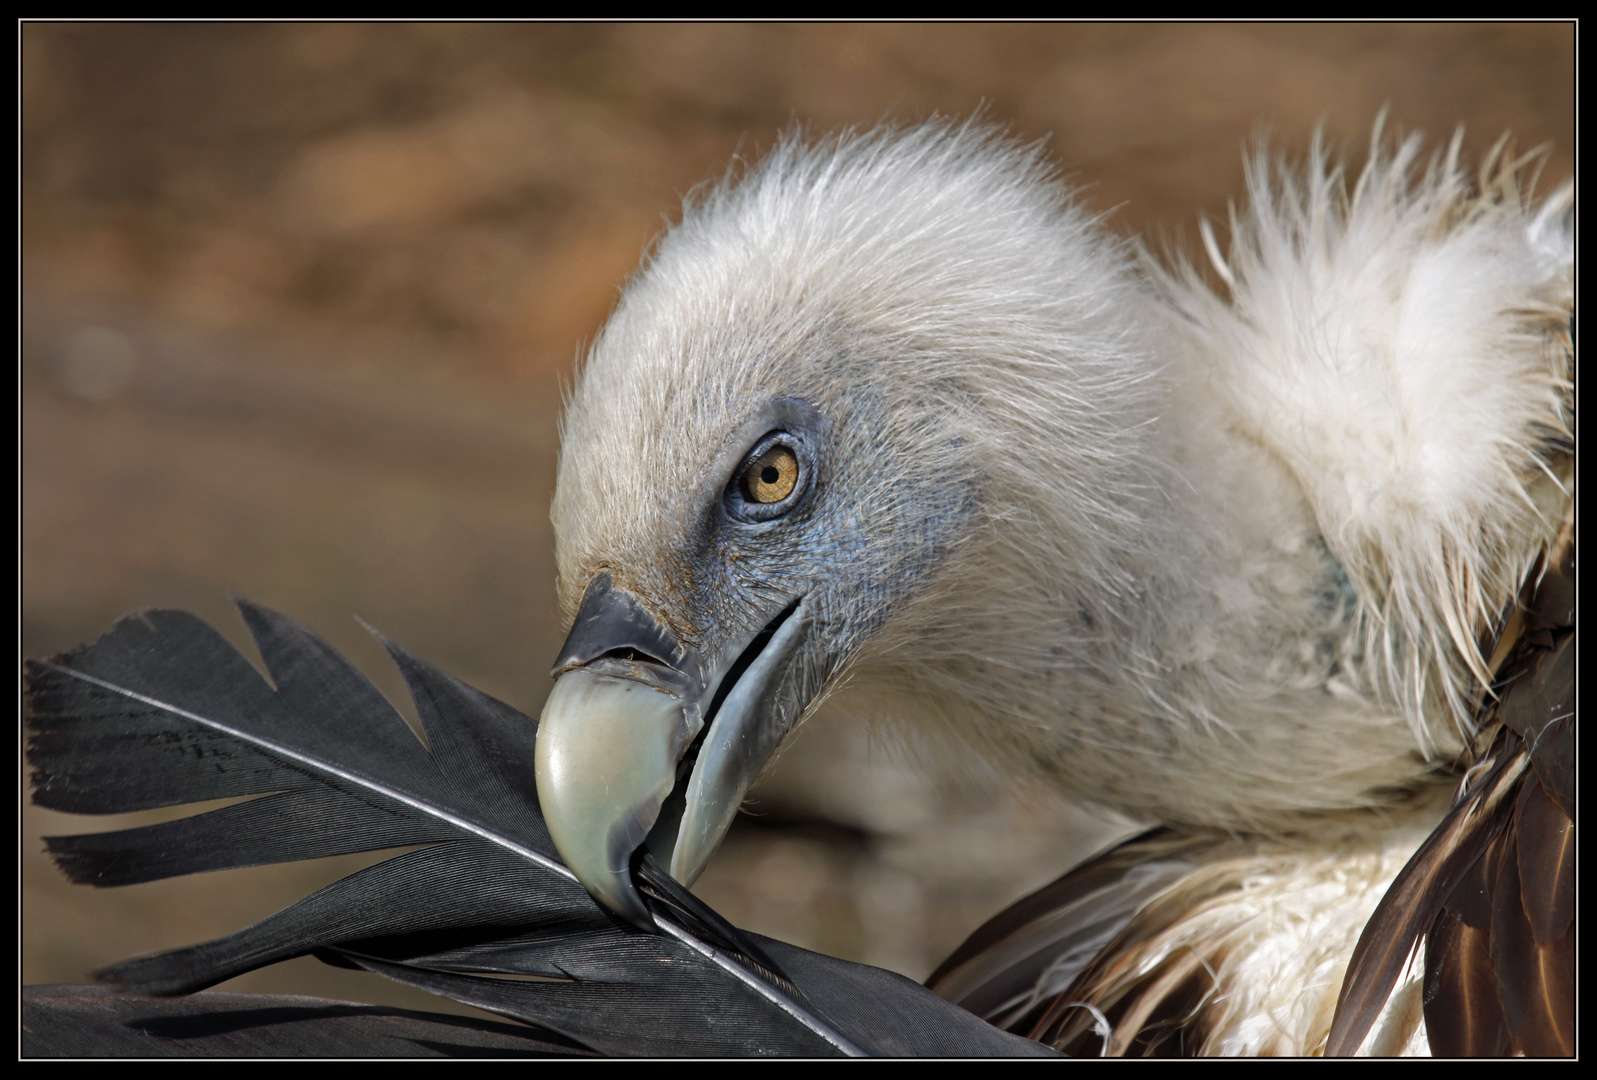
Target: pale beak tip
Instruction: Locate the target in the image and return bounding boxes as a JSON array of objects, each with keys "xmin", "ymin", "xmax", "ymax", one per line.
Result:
[{"xmin": 536, "ymin": 668, "xmax": 688, "ymax": 932}]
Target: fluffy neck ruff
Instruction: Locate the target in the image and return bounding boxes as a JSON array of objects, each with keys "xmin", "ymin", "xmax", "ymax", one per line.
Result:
[{"xmin": 834, "ymin": 128, "xmax": 1568, "ymax": 833}]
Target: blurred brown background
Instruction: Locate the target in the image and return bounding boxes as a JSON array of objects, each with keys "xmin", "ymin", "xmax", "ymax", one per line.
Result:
[{"xmin": 22, "ymin": 23, "xmax": 1574, "ymax": 1023}]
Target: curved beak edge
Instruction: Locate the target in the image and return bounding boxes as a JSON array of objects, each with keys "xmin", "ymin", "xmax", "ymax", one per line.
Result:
[
  {"xmin": 535, "ymin": 667, "xmax": 696, "ymax": 929},
  {"xmin": 535, "ymin": 583, "xmax": 815, "ymax": 929}
]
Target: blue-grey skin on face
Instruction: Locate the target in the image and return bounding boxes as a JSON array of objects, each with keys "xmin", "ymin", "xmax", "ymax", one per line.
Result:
[{"xmin": 536, "ymin": 388, "xmax": 966, "ymax": 928}]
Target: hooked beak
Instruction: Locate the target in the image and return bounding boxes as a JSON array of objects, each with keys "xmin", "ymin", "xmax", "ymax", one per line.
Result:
[{"xmin": 534, "ymin": 573, "xmax": 812, "ymax": 928}]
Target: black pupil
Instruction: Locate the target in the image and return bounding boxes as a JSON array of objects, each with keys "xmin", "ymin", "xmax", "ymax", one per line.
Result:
[{"xmin": 761, "ymin": 465, "xmax": 780, "ymax": 484}]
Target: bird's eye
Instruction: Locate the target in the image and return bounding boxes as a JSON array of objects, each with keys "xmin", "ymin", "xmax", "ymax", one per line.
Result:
[
  {"xmin": 741, "ymin": 445, "xmax": 798, "ymax": 503},
  {"xmin": 723, "ymin": 417, "xmax": 817, "ymax": 523}
]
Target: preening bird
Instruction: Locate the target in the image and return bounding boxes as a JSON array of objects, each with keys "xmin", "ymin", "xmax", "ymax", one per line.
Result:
[
  {"xmin": 25, "ymin": 119, "xmax": 1571, "ymax": 1057},
  {"xmin": 535, "ymin": 120, "xmax": 1573, "ymax": 1055}
]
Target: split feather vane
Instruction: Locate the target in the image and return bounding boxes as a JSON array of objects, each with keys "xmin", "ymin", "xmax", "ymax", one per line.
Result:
[{"xmin": 25, "ymin": 599, "xmax": 1050, "ymax": 1057}]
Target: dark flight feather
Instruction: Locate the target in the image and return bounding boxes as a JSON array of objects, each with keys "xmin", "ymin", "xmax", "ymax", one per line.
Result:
[
  {"xmin": 25, "ymin": 600, "xmax": 1051, "ymax": 1058},
  {"xmin": 22, "ymin": 984, "xmax": 593, "ymax": 1058}
]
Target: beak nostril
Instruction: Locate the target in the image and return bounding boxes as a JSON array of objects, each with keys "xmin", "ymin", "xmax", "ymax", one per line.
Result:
[{"xmin": 551, "ymin": 572, "xmax": 695, "ymax": 681}]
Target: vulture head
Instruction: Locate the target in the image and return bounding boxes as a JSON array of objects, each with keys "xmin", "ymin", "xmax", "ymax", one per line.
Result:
[
  {"xmin": 537, "ymin": 125, "xmax": 1156, "ymax": 923},
  {"xmin": 534, "ymin": 122, "xmax": 1570, "ymax": 928}
]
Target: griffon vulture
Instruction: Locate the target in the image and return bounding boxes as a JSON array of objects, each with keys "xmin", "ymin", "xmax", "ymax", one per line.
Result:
[
  {"xmin": 24, "ymin": 119, "xmax": 1571, "ymax": 1057},
  {"xmin": 535, "ymin": 120, "xmax": 1573, "ymax": 1056}
]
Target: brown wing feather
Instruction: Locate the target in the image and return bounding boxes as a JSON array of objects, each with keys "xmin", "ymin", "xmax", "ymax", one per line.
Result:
[
  {"xmin": 1032, "ymin": 938, "xmax": 1224, "ymax": 1056},
  {"xmin": 1423, "ymin": 908, "xmax": 1513, "ymax": 1055},
  {"xmin": 1331, "ymin": 522, "xmax": 1574, "ymax": 1057},
  {"xmin": 1323, "ymin": 734, "xmax": 1526, "ymax": 1054},
  {"xmin": 925, "ymin": 829, "xmax": 1210, "ymax": 1032},
  {"xmin": 1514, "ymin": 780, "xmax": 1574, "ymax": 949},
  {"xmin": 1020, "ymin": 863, "xmax": 1246, "ymax": 1054}
]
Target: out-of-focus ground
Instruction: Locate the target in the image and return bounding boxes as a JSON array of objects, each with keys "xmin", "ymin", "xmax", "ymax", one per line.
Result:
[{"xmin": 22, "ymin": 23, "xmax": 1574, "ymax": 1024}]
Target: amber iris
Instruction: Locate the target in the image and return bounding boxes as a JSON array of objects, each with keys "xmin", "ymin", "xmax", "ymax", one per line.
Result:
[{"xmin": 742, "ymin": 445, "xmax": 799, "ymax": 503}]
